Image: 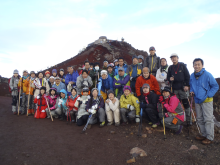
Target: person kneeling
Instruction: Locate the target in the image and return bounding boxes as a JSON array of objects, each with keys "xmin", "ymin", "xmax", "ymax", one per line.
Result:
[
  {"xmin": 120, "ymin": 86, "xmax": 140, "ymax": 125},
  {"xmin": 139, "ymin": 83, "xmax": 160, "ymax": 128},
  {"xmin": 86, "ymin": 88, "xmax": 105, "ymax": 128},
  {"xmin": 158, "ymin": 87, "xmax": 184, "ymax": 134},
  {"xmin": 105, "ymin": 90, "xmax": 120, "ymax": 126},
  {"xmin": 45, "ymin": 88, "xmax": 59, "ymax": 119},
  {"xmin": 55, "ymin": 89, "xmax": 68, "ymax": 121},
  {"xmin": 66, "ymin": 87, "xmax": 80, "ymax": 123},
  {"xmin": 74, "ymin": 87, "xmax": 90, "ymax": 126},
  {"xmin": 34, "ymin": 87, "xmax": 47, "ymax": 119}
]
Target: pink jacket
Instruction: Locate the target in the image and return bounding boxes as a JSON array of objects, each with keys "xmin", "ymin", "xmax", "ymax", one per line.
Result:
[
  {"xmin": 47, "ymin": 95, "xmax": 58, "ymax": 110},
  {"xmin": 163, "ymin": 95, "xmax": 184, "ymax": 122}
]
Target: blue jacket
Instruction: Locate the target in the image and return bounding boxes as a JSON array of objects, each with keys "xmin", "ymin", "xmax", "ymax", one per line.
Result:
[
  {"xmin": 99, "ymin": 75, "xmax": 113, "ymax": 93},
  {"xmin": 190, "ymin": 68, "xmax": 219, "ymax": 104},
  {"xmin": 65, "ymin": 71, "xmax": 79, "ymax": 86},
  {"xmin": 58, "ymin": 89, "xmax": 68, "ymax": 110},
  {"xmin": 114, "ymin": 64, "xmax": 128, "ymax": 76},
  {"xmin": 52, "ymin": 82, "xmax": 66, "ymax": 94}
]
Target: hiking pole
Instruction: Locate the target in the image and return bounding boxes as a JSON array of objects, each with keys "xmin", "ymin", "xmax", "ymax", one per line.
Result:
[
  {"xmin": 45, "ymin": 97, "xmax": 54, "ymax": 121},
  {"xmin": 188, "ymin": 97, "xmax": 201, "ymax": 135},
  {"xmin": 82, "ymin": 114, "xmax": 92, "ymax": 133},
  {"xmin": 137, "ymin": 104, "xmax": 143, "ymax": 137},
  {"xmin": 27, "ymin": 81, "xmax": 31, "ymax": 116},
  {"xmin": 161, "ymin": 104, "xmax": 167, "ymax": 140},
  {"xmin": 17, "ymin": 85, "xmax": 21, "ymax": 116}
]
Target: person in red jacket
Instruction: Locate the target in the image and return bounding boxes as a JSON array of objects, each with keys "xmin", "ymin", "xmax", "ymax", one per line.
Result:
[
  {"xmin": 34, "ymin": 87, "xmax": 47, "ymax": 119},
  {"xmin": 158, "ymin": 86, "xmax": 184, "ymax": 134},
  {"xmin": 135, "ymin": 67, "xmax": 161, "ymax": 97},
  {"xmin": 66, "ymin": 87, "xmax": 80, "ymax": 122}
]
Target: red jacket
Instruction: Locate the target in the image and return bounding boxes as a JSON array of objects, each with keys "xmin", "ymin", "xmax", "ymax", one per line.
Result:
[
  {"xmin": 66, "ymin": 95, "xmax": 80, "ymax": 111},
  {"xmin": 135, "ymin": 75, "xmax": 161, "ymax": 96},
  {"xmin": 34, "ymin": 94, "xmax": 47, "ymax": 111}
]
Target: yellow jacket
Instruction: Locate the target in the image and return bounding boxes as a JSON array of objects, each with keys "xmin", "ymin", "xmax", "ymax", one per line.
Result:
[
  {"xmin": 24, "ymin": 79, "xmax": 34, "ymax": 95},
  {"xmin": 18, "ymin": 77, "xmax": 27, "ymax": 93},
  {"xmin": 120, "ymin": 94, "xmax": 140, "ymax": 116}
]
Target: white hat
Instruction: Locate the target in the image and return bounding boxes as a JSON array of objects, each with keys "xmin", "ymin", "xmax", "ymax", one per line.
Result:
[
  {"xmin": 54, "ymin": 77, "xmax": 60, "ymax": 80},
  {"xmin": 101, "ymin": 70, "xmax": 108, "ymax": 75},
  {"xmin": 170, "ymin": 53, "xmax": 178, "ymax": 58},
  {"xmin": 49, "ymin": 76, "xmax": 55, "ymax": 79}
]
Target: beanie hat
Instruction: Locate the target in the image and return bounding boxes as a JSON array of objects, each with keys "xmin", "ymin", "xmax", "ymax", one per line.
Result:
[
  {"xmin": 138, "ymin": 55, "xmax": 144, "ymax": 60},
  {"xmin": 149, "ymin": 46, "xmax": 155, "ymax": 51},
  {"xmin": 23, "ymin": 70, "xmax": 28, "ymax": 73},
  {"xmin": 52, "ymin": 69, "xmax": 57, "ymax": 74},
  {"xmin": 101, "ymin": 70, "xmax": 108, "ymax": 76},
  {"xmin": 107, "ymin": 90, "xmax": 114, "ymax": 96},
  {"xmin": 142, "ymin": 83, "xmax": 150, "ymax": 89},
  {"xmin": 40, "ymin": 86, "xmax": 46, "ymax": 92},
  {"xmin": 107, "ymin": 64, "xmax": 114, "ymax": 68},
  {"xmin": 132, "ymin": 55, "xmax": 138, "ymax": 60},
  {"xmin": 161, "ymin": 86, "xmax": 171, "ymax": 93},
  {"xmin": 103, "ymin": 60, "xmax": 108, "ymax": 64},
  {"xmin": 123, "ymin": 86, "xmax": 131, "ymax": 92},
  {"xmin": 91, "ymin": 88, "xmax": 98, "ymax": 94},
  {"xmin": 83, "ymin": 87, "xmax": 89, "ymax": 93},
  {"xmin": 118, "ymin": 67, "xmax": 124, "ymax": 71},
  {"xmin": 45, "ymin": 71, "xmax": 50, "ymax": 75},
  {"xmin": 60, "ymin": 68, "xmax": 64, "ymax": 72},
  {"xmin": 13, "ymin": 69, "xmax": 19, "ymax": 74},
  {"xmin": 30, "ymin": 71, "xmax": 35, "ymax": 75},
  {"xmin": 114, "ymin": 59, "xmax": 118, "ymax": 63}
]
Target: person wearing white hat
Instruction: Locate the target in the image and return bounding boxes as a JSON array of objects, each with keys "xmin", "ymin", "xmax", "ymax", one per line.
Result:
[
  {"xmin": 52, "ymin": 77, "xmax": 66, "ymax": 95},
  {"xmin": 48, "ymin": 76, "xmax": 55, "ymax": 88},
  {"xmin": 102, "ymin": 60, "xmax": 109, "ymax": 71}
]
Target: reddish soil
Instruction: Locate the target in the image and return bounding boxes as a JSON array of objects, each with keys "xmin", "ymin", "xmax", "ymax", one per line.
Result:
[{"xmin": 1, "ymin": 96, "xmax": 220, "ymax": 165}]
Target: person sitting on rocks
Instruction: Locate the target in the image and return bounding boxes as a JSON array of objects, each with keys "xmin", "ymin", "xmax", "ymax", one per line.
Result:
[
  {"xmin": 120, "ymin": 86, "xmax": 140, "ymax": 126},
  {"xmin": 52, "ymin": 77, "xmax": 66, "ymax": 95},
  {"xmin": 139, "ymin": 83, "xmax": 160, "ymax": 128},
  {"xmin": 34, "ymin": 87, "xmax": 47, "ymax": 119},
  {"xmin": 158, "ymin": 86, "xmax": 184, "ymax": 134},
  {"xmin": 55, "ymin": 89, "xmax": 68, "ymax": 121}
]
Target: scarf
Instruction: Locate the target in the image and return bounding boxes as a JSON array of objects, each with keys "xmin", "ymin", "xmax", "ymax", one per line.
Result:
[
  {"xmin": 71, "ymin": 95, "xmax": 77, "ymax": 100},
  {"xmin": 50, "ymin": 95, "xmax": 55, "ymax": 99},
  {"xmin": 23, "ymin": 75, "xmax": 29, "ymax": 80},
  {"xmin": 161, "ymin": 65, "xmax": 168, "ymax": 73},
  {"xmin": 31, "ymin": 77, "xmax": 35, "ymax": 81},
  {"xmin": 163, "ymin": 95, "xmax": 169, "ymax": 100},
  {"xmin": 143, "ymin": 92, "xmax": 150, "ymax": 104}
]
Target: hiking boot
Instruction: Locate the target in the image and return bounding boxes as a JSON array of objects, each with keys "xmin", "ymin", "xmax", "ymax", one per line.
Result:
[
  {"xmin": 28, "ymin": 109, "xmax": 32, "ymax": 116},
  {"xmin": 148, "ymin": 122, "xmax": 153, "ymax": 125},
  {"xmin": 115, "ymin": 122, "xmax": 120, "ymax": 127},
  {"xmin": 31, "ymin": 109, "xmax": 35, "ymax": 115},
  {"xmin": 195, "ymin": 135, "xmax": 206, "ymax": 141},
  {"xmin": 175, "ymin": 125, "xmax": 183, "ymax": 135},
  {"xmin": 87, "ymin": 124, "xmax": 91, "ymax": 129},
  {"xmin": 107, "ymin": 122, "xmax": 113, "ymax": 126},
  {"xmin": 152, "ymin": 122, "xmax": 160, "ymax": 128},
  {"xmin": 202, "ymin": 138, "xmax": 213, "ymax": 145},
  {"xmin": 20, "ymin": 111, "xmax": 25, "ymax": 115},
  {"xmin": 47, "ymin": 116, "xmax": 51, "ymax": 119},
  {"xmin": 100, "ymin": 121, "xmax": 105, "ymax": 127}
]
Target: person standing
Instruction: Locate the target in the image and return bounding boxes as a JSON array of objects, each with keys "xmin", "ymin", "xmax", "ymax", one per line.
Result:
[
  {"xmin": 59, "ymin": 69, "xmax": 66, "ymax": 84},
  {"xmin": 143, "ymin": 46, "xmax": 160, "ymax": 76},
  {"xmin": 114, "ymin": 57, "xmax": 128, "ymax": 76},
  {"xmin": 156, "ymin": 58, "xmax": 169, "ymax": 89},
  {"xmin": 138, "ymin": 55, "xmax": 144, "ymax": 68},
  {"xmin": 102, "ymin": 60, "xmax": 108, "ymax": 71},
  {"xmin": 65, "ymin": 66, "xmax": 79, "ymax": 95},
  {"xmin": 167, "ymin": 53, "xmax": 191, "ymax": 125},
  {"xmin": 190, "ymin": 58, "xmax": 219, "ymax": 145}
]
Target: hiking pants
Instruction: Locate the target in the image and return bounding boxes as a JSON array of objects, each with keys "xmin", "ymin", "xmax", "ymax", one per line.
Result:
[
  {"xmin": 106, "ymin": 108, "xmax": 120, "ymax": 123},
  {"xmin": 45, "ymin": 109, "xmax": 57, "ymax": 118},
  {"xmin": 120, "ymin": 108, "xmax": 136, "ymax": 122},
  {"xmin": 20, "ymin": 93, "xmax": 27, "ymax": 113},
  {"xmin": 162, "ymin": 116, "xmax": 183, "ymax": 132},
  {"xmin": 77, "ymin": 115, "xmax": 89, "ymax": 126},
  {"xmin": 195, "ymin": 101, "xmax": 214, "ymax": 141},
  {"xmin": 88, "ymin": 108, "xmax": 105, "ymax": 124},
  {"xmin": 144, "ymin": 107, "xmax": 159, "ymax": 124}
]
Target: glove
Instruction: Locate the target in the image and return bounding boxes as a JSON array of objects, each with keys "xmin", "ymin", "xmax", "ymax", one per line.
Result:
[
  {"xmin": 37, "ymin": 95, "xmax": 40, "ymax": 99},
  {"xmin": 130, "ymin": 105, "xmax": 135, "ymax": 111},
  {"xmin": 83, "ymin": 78, "xmax": 88, "ymax": 81},
  {"xmin": 136, "ymin": 115, "xmax": 140, "ymax": 123},
  {"xmin": 83, "ymin": 81, "xmax": 88, "ymax": 87},
  {"xmin": 130, "ymin": 77, "xmax": 133, "ymax": 81},
  {"xmin": 127, "ymin": 104, "xmax": 131, "ymax": 109},
  {"xmin": 159, "ymin": 96, "xmax": 164, "ymax": 103},
  {"xmin": 77, "ymin": 97, "xmax": 81, "ymax": 101}
]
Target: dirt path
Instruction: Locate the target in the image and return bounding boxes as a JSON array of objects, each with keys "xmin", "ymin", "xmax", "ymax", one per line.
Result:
[{"xmin": 0, "ymin": 96, "xmax": 220, "ymax": 165}]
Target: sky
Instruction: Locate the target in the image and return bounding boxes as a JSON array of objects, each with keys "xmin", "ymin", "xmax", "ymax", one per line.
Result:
[{"xmin": 0, "ymin": 0, "xmax": 220, "ymax": 78}]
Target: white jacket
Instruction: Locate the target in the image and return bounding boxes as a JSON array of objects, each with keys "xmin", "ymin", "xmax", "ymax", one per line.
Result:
[
  {"xmin": 156, "ymin": 66, "xmax": 169, "ymax": 89},
  {"xmin": 105, "ymin": 98, "xmax": 119, "ymax": 112},
  {"xmin": 31, "ymin": 77, "xmax": 50, "ymax": 97}
]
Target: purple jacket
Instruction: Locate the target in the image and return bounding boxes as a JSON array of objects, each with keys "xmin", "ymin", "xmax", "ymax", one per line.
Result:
[
  {"xmin": 86, "ymin": 96, "xmax": 105, "ymax": 111},
  {"xmin": 113, "ymin": 74, "xmax": 130, "ymax": 88}
]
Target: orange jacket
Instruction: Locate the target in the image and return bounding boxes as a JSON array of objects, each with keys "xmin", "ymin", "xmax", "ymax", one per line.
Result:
[
  {"xmin": 18, "ymin": 77, "xmax": 28, "ymax": 93},
  {"xmin": 24, "ymin": 79, "xmax": 34, "ymax": 95},
  {"xmin": 135, "ymin": 74, "xmax": 161, "ymax": 96}
]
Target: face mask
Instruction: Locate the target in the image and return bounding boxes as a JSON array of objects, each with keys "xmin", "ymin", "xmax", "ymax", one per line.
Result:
[{"xmin": 95, "ymin": 66, "xmax": 99, "ymax": 70}]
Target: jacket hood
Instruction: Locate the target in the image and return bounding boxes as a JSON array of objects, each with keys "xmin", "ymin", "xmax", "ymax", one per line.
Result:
[{"xmin": 60, "ymin": 89, "xmax": 67, "ymax": 98}]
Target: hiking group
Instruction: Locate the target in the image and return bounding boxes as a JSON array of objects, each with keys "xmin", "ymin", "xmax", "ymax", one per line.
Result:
[{"xmin": 9, "ymin": 46, "xmax": 219, "ymax": 145}]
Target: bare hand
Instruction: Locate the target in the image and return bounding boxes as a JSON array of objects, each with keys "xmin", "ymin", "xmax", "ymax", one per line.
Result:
[
  {"xmin": 170, "ymin": 77, "xmax": 174, "ymax": 81},
  {"xmin": 184, "ymin": 86, "xmax": 189, "ymax": 92},
  {"xmin": 112, "ymin": 98, "xmax": 116, "ymax": 104},
  {"xmin": 190, "ymin": 92, "xmax": 194, "ymax": 96}
]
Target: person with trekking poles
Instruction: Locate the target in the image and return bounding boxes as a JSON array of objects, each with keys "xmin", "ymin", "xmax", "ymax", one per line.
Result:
[
  {"xmin": 18, "ymin": 70, "xmax": 29, "ymax": 115},
  {"xmin": 9, "ymin": 69, "xmax": 20, "ymax": 115},
  {"xmin": 24, "ymin": 71, "xmax": 36, "ymax": 116},
  {"xmin": 86, "ymin": 88, "xmax": 105, "ymax": 128},
  {"xmin": 113, "ymin": 67, "xmax": 130, "ymax": 99},
  {"xmin": 45, "ymin": 88, "xmax": 59, "ymax": 119},
  {"xmin": 74, "ymin": 87, "xmax": 91, "ymax": 126},
  {"xmin": 156, "ymin": 58, "xmax": 169, "ymax": 89},
  {"xmin": 105, "ymin": 90, "xmax": 120, "ymax": 126},
  {"xmin": 120, "ymin": 86, "xmax": 140, "ymax": 126},
  {"xmin": 55, "ymin": 89, "xmax": 68, "ymax": 121},
  {"xmin": 190, "ymin": 58, "xmax": 219, "ymax": 145},
  {"xmin": 158, "ymin": 86, "xmax": 184, "ymax": 134},
  {"xmin": 66, "ymin": 87, "xmax": 80, "ymax": 123},
  {"xmin": 76, "ymin": 70, "xmax": 93, "ymax": 94},
  {"xmin": 143, "ymin": 46, "xmax": 160, "ymax": 76},
  {"xmin": 34, "ymin": 87, "xmax": 47, "ymax": 119},
  {"xmin": 167, "ymin": 53, "xmax": 191, "ymax": 125},
  {"xmin": 139, "ymin": 84, "xmax": 160, "ymax": 128}
]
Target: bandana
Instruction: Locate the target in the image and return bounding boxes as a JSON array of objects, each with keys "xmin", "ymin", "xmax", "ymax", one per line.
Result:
[{"xmin": 143, "ymin": 92, "xmax": 150, "ymax": 104}]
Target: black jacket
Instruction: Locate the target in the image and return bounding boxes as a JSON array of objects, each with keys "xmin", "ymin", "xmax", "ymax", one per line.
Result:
[
  {"xmin": 167, "ymin": 62, "xmax": 190, "ymax": 90},
  {"xmin": 138, "ymin": 91, "xmax": 159, "ymax": 110}
]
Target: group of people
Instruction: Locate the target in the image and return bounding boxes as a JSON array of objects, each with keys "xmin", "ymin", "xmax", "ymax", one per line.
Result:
[{"xmin": 9, "ymin": 46, "xmax": 219, "ymax": 145}]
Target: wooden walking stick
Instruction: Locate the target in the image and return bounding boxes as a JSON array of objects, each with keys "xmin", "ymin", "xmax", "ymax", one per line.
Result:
[
  {"xmin": 27, "ymin": 81, "xmax": 31, "ymax": 116},
  {"xmin": 18, "ymin": 85, "xmax": 21, "ymax": 116},
  {"xmin": 45, "ymin": 97, "xmax": 54, "ymax": 121},
  {"xmin": 161, "ymin": 104, "xmax": 167, "ymax": 140}
]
